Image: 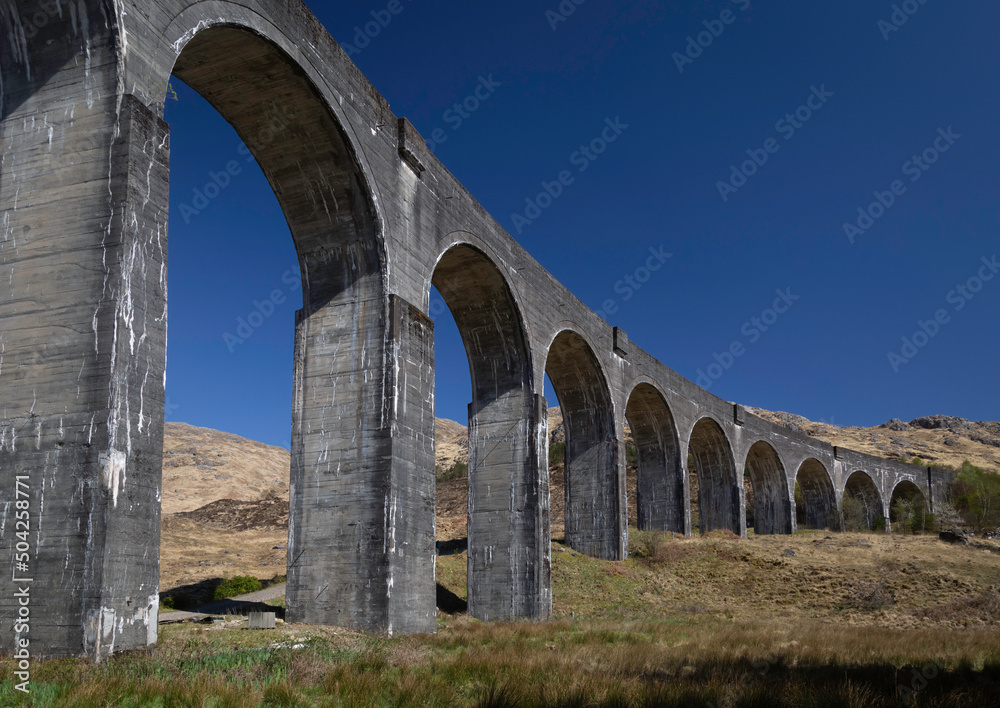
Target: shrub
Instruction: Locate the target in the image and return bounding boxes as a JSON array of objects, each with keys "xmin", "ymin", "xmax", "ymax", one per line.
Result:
[
  {"xmin": 949, "ymin": 461, "xmax": 1000, "ymax": 534},
  {"xmin": 436, "ymin": 460, "xmax": 468, "ymax": 482},
  {"xmin": 841, "ymin": 495, "xmax": 866, "ymax": 532},
  {"xmin": 629, "ymin": 530, "xmax": 665, "ymax": 559},
  {"xmin": 625, "ymin": 443, "xmax": 638, "ymax": 467},
  {"xmin": 549, "ymin": 441, "xmax": 566, "ymax": 466},
  {"xmin": 847, "ymin": 577, "xmax": 896, "ymax": 610},
  {"xmin": 891, "ymin": 495, "xmax": 937, "ymax": 535},
  {"xmin": 842, "ymin": 488, "xmax": 883, "ymax": 532},
  {"xmin": 213, "ymin": 576, "xmax": 262, "ymax": 601}
]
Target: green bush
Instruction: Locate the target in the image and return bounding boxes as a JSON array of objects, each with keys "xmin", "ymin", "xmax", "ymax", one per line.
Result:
[
  {"xmin": 626, "ymin": 443, "xmax": 638, "ymax": 467},
  {"xmin": 160, "ymin": 595, "xmax": 175, "ymax": 610},
  {"xmin": 629, "ymin": 530, "xmax": 666, "ymax": 560},
  {"xmin": 950, "ymin": 461, "xmax": 1000, "ymax": 533},
  {"xmin": 436, "ymin": 460, "xmax": 468, "ymax": 482},
  {"xmin": 891, "ymin": 495, "xmax": 937, "ymax": 535},
  {"xmin": 213, "ymin": 576, "xmax": 262, "ymax": 602},
  {"xmin": 549, "ymin": 441, "xmax": 566, "ymax": 466}
]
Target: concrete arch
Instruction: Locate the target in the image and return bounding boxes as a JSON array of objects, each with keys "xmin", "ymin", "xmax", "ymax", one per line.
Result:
[
  {"xmin": 688, "ymin": 417, "xmax": 741, "ymax": 535},
  {"xmin": 0, "ymin": 1, "xmax": 430, "ymax": 656},
  {"xmin": 625, "ymin": 382, "xmax": 683, "ymax": 533},
  {"xmin": 744, "ymin": 441, "xmax": 792, "ymax": 535},
  {"xmin": 430, "ymin": 243, "xmax": 547, "ymax": 619},
  {"xmin": 545, "ymin": 329, "xmax": 623, "ymax": 559},
  {"xmin": 795, "ymin": 458, "xmax": 838, "ymax": 531},
  {"xmin": 842, "ymin": 471, "xmax": 885, "ymax": 532},
  {"xmin": 170, "ymin": 25, "xmax": 383, "ymax": 279},
  {"xmin": 889, "ymin": 480, "xmax": 929, "ymax": 534},
  {"xmin": 167, "ymin": 25, "xmax": 429, "ymax": 637}
]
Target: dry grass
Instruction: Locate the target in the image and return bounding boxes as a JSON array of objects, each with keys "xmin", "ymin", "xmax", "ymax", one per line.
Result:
[
  {"xmin": 3, "ymin": 612, "xmax": 998, "ymax": 706},
  {"xmin": 433, "ymin": 530, "xmax": 1000, "ymax": 632},
  {"xmin": 113, "ymin": 420, "xmax": 1000, "ymax": 705},
  {"xmin": 160, "ymin": 515, "xmax": 287, "ymax": 594}
]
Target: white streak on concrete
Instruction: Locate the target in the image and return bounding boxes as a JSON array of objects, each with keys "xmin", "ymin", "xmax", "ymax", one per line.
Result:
[{"xmin": 99, "ymin": 449, "xmax": 126, "ymax": 508}]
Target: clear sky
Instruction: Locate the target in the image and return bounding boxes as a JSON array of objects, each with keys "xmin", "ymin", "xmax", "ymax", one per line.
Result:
[{"xmin": 165, "ymin": 0, "xmax": 1000, "ymax": 449}]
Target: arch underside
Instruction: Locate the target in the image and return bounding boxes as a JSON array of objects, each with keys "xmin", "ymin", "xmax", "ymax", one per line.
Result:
[
  {"xmin": 796, "ymin": 459, "xmax": 837, "ymax": 530},
  {"xmin": 625, "ymin": 384, "xmax": 683, "ymax": 533},
  {"xmin": 172, "ymin": 26, "xmax": 378, "ymax": 276},
  {"xmin": 433, "ymin": 245, "xmax": 547, "ymax": 620},
  {"xmin": 745, "ymin": 442, "xmax": 791, "ymax": 535},
  {"xmin": 689, "ymin": 418, "xmax": 740, "ymax": 535},
  {"xmin": 546, "ymin": 331, "xmax": 621, "ymax": 559}
]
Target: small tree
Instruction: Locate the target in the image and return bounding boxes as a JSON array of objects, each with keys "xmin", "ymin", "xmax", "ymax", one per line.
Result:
[
  {"xmin": 950, "ymin": 461, "xmax": 1000, "ymax": 534},
  {"xmin": 843, "ymin": 486, "xmax": 882, "ymax": 532}
]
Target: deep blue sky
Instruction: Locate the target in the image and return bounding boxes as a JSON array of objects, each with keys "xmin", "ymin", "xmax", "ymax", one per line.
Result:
[{"xmin": 165, "ymin": 0, "xmax": 1000, "ymax": 448}]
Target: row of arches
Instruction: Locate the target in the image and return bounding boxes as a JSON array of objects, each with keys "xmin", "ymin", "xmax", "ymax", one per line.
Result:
[
  {"xmin": 429, "ymin": 245, "xmax": 932, "ymax": 606},
  {"xmin": 157, "ymin": 21, "xmax": 930, "ymax": 637}
]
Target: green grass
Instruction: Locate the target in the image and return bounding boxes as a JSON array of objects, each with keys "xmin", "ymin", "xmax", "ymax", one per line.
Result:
[{"xmin": 214, "ymin": 576, "xmax": 264, "ymax": 602}]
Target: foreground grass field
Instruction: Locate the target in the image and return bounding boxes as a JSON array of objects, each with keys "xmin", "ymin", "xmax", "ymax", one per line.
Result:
[{"xmin": 3, "ymin": 531, "xmax": 999, "ymax": 707}]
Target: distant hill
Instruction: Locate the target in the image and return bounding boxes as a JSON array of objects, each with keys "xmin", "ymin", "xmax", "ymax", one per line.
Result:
[
  {"xmin": 748, "ymin": 410, "xmax": 1000, "ymax": 472},
  {"xmin": 162, "ymin": 422, "xmax": 289, "ymax": 514},
  {"xmin": 158, "ymin": 409, "xmax": 998, "ymax": 593}
]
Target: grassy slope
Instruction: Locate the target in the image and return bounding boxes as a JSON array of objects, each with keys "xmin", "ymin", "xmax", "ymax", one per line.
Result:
[
  {"xmin": 6, "ymin": 531, "xmax": 1000, "ymax": 706},
  {"xmin": 28, "ymin": 419, "xmax": 995, "ymax": 705}
]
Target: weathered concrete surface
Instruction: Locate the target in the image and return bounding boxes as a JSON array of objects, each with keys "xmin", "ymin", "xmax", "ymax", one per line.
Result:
[{"xmin": 0, "ymin": 0, "xmax": 954, "ymax": 658}]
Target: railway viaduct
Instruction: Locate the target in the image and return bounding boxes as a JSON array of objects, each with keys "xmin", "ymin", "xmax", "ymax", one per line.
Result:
[{"xmin": 0, "ymin": 0, "xmax": 955, "ymax": 659}]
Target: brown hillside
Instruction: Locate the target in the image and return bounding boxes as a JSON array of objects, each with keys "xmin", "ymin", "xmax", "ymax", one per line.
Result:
[
  {"xmin": 747, "ymin": 409, "xmax": 1000, "ymax": 472},
  {"xmin": 159, "ymin": 409, "xmax": 998, "ymax": 592},
  {"xmin": 161, "ymin": 422, "xmax": 289, "ymax": 514}
]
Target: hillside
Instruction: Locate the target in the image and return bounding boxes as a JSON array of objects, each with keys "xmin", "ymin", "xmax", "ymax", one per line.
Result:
[
  {"xmin": 159, "ymin": 409, "xmax": 999, "ymax": 595},
  {"xmin": 748, "ymin": 410, "xmax": 1000, "ymax": 472},
  {"xmin": 162, "ymin": 422, "xmax": 289, "ymax": 514}
]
